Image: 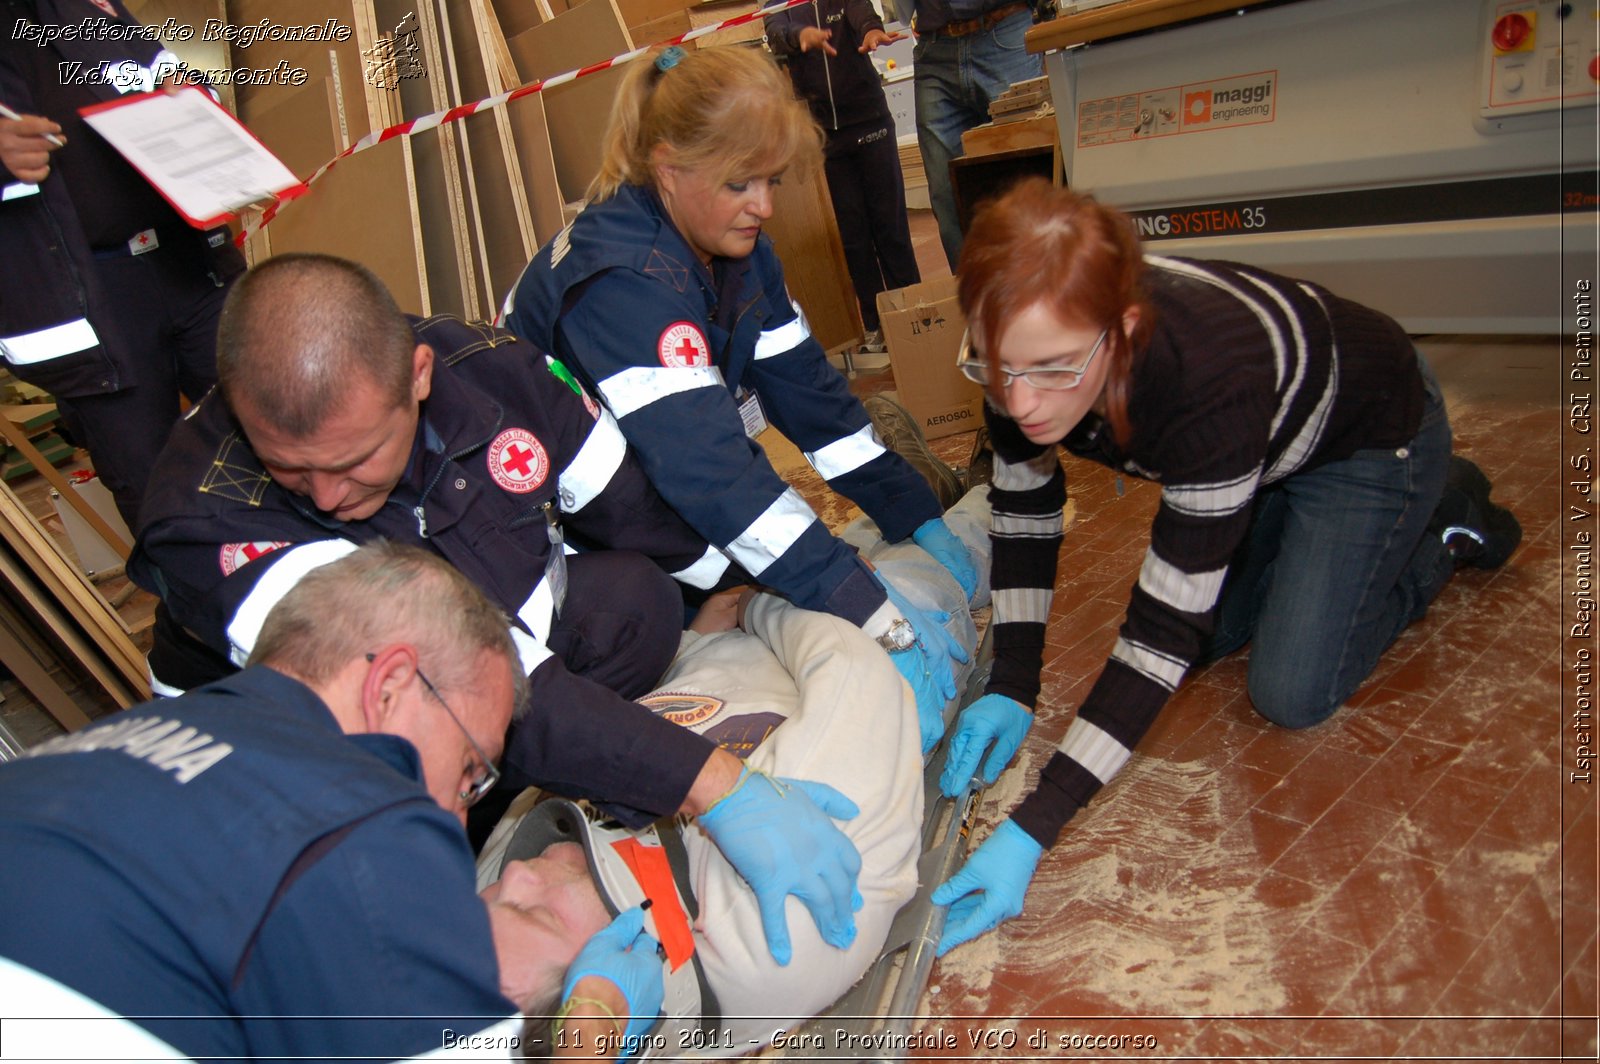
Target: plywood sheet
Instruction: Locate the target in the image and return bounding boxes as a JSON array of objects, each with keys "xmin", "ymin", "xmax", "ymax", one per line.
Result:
[
  {"xmin": 767, "ymin": 166, "xmax": 862, "ymax": 353},
  {"xmin": 227, "ymin": 0, "xmax": 377, "ymax": 140},
  {"xmin": 505, "ymin": 0, "xmax": 633, "ymax": 203},
  {"xmin": 266, "ymin": 136, "xmax": 429, "ymax": 314},
  {"xmin": 240, "ymin": 77, "xmax": 341, "ymax": 182}
]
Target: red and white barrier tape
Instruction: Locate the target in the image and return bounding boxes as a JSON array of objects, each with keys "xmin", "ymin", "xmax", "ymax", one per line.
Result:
[{"xmin": 237, "ymin": 0, "xmax": 811, "ymax": 244}]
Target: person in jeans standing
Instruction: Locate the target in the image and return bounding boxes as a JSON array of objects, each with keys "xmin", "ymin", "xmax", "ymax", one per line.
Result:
[{"xmin": 767, "ymin": 0, "xmax": 921, "ymax": 357}]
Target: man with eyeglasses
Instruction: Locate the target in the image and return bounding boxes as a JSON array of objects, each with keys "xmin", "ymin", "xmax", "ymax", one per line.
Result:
[
  {"xmin": 129, "ymin": 253, "xmax": 865, "ymax": 973},
  {"xmin": 0, "ymin": 543, "xmax": 663, "ymax": 1061}
]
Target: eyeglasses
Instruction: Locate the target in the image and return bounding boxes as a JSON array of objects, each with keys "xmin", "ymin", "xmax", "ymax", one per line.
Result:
[
  {"xmin": 957, "ymin": 328, "xmax": 1109, "ymax": 391},
  {"xmin": 368, "ymin": 654, "xmax": 501, "ymax": 806}
]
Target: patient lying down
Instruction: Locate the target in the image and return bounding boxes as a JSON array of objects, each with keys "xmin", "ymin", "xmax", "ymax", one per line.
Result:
[{"xmin": 478, "ymin": 491, "xmax": 990, "ymax": 1058}]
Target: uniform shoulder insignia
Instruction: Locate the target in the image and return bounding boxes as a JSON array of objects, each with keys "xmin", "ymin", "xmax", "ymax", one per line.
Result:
[
  {"xmin": 643, "ymin": 249, "xmax": 691, "ymax": 293},
  {"xmin": 199, "ymin": 433, "xmax": 272, "ymax": 507}
]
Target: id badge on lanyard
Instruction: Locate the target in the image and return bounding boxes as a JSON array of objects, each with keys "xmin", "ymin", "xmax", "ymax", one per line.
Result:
[{"xmin": 734, "ymin": 386, "xmax": 768, "ymax": 438}]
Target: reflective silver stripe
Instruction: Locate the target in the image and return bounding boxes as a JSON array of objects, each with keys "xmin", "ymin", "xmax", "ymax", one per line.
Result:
[
  {"xmin": 516, "ymin": 578, "xmax": 557, "ymax": 645},
  {"xmin": 992, "ymin": 509, "xmax": 1063, "ymax": 538},
  {"xmin": 148, "ymin": 669, "xmax": 185, "ymax": 699},
  {"xmin": 508, "ymin": 626, "xmax": 552, "ymax": 676},
  {"xmin": 2, "ymin": 182, "xmax": 39, "ymax": 200},
  {"xmin": 724, "ymin": 488, "xmax": 817, "ymax": 577},
  {"xmin": 1059, "ymin": 716, "xmax": 1132, "ymax": 786},
  {"xmin": 0, "ymin": 318, "xmax": 99, "ymax": 365},
  {"xmin": 993, "ymin": 450, "xmax": 1059, "ymax": 492},
  {"xmin": 1110, "ymin": 635, "xmax": 1187, "ymax": 692},
  {"xmin": 599, "ymin": 365, "xmax": 722, "ymax": 419},
  {"xmin": 805, "ymin": 423, "xmax": 885, "ymax": 480},
  {"xmin": 1148, "ymin": 255, "xmax": 1287, "ymax": 389},
  {"xmin": 753, "ymin": 301, "xmax": 811, "ymax": 359},
  {"xmin": 1137, "ymin": 548, "xmax": 1226, "ymax": 615},
  {"xmin": 1161, "ymin": 466, "xmax": 1261, "ymax": 518},
  {"xmin": 671, "ymin": 544, "xmax": 733, "ymax": 589},
  {"xmin": 992, "ymin": 586, "xmax": 1052, "ymax": 626},
  {"xmin": 226, "ymin": 541, "xmax": 358, "ymax": 665},
  {"xmin": 559, "ymin": 410, "xmax": 626, "ymax": 513}
]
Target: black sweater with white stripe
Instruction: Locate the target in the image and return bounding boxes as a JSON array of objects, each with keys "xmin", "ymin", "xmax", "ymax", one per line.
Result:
[{"xmin": 987, "ymin": 257, "xmax": 1423, "ymax": 848}]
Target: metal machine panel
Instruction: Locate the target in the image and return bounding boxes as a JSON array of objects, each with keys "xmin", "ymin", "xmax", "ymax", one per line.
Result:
[{"xmin": 1044, "ymin": 0, "xmax": 1598, "ymax": 333}]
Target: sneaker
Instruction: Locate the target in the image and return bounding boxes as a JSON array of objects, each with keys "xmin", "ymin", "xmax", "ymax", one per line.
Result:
[
  {"xmin": 964, "ymin": 425, "xmax": 994, "ymax": 492},
  {"xmin": 859, "ymin": 328, "xmax": 886, "ymax": 355},
  {"xmin": 863, "ymin": 394, "xmax": 962, "ymax": 510},
  {"xmin": 1430, "ymin": 456, "xmax": 1521, "ymax": 569}
]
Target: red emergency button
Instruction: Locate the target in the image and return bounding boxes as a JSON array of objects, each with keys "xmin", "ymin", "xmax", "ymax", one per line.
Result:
[
  {"xmin": 1590, "ymin": 54, "xmax": 1600, "ymax": 81},
  {"xmin": 1493, "ymin": 11, "xmax": 1532, "ymax": 52}
]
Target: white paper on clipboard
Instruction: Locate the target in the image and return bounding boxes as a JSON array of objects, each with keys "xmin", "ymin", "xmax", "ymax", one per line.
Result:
[{"xmin": 78, "ymin": 86, "xmax": 306, "ymax": 230}]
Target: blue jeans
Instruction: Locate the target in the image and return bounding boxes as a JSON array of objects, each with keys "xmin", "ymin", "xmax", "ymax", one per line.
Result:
[
  {"xmin": 913, "ymin": 9, "xmax": 1043, "ymax": 271},
  {"xmin": 1197, "ymin": 356, "xmax": 1455, "ymax": 728}
]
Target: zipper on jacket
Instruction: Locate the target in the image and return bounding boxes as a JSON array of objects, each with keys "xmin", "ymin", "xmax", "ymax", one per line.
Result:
[{"xmin": 816, "ymin": 0, "xmax": 838, "ymax": 130}]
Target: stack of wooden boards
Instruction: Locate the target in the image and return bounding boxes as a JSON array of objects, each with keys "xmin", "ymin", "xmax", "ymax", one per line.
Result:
[
  {"xmin": 961, "ymin": 74, "xmax": 1059, "ymax": 157},
  {"xmin": 228, "ymin": 0, "xmax": 863, "ymax": 352}
]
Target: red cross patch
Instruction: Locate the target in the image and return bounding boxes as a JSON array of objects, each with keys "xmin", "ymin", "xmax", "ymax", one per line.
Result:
[
  {"xmin": 488, "ymin": 428, "xmax": 549, "ymax": 494},
  {"xmin": 657, "ymin": 322, "xmax": 710, "ymax": 368},
  {"xmin": 219, "ymin": 541, "xmax": 290, "ymax": 577}
]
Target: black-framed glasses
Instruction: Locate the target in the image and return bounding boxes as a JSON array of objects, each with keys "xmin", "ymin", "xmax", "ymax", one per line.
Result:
[
  {"xmin": 957, "ymin": 327, "xmax": 1109, "ymax": 391},
  {"xmin": 368, "ymin": 654, "xmax": 501, "ymax": 806}
]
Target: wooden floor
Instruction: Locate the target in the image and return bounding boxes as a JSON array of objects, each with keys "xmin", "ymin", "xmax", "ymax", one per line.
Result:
[{"xmin": 830, "ymin": 212, "xmax": 1596, "ymax": 1062}]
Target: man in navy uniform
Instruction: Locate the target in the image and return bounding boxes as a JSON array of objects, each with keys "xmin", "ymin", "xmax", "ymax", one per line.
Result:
[
  {"xmin": 0, "ymin": 543, "xmax": 662, "ymax": 1060},
  {"xmin": 131, "ymin": 253, "xmax": 865, "ymax": 969}
]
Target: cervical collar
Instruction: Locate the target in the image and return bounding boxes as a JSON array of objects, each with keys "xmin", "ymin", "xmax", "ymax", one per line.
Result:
[{"xmin": 499, "ymin": 798, "xmax": 718, "ymax": 1054}]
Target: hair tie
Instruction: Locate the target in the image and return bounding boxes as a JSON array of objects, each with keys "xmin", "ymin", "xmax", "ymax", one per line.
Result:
[{"xmin": 654, "ymin": 45, "xmax": 685, "ymax": 73}]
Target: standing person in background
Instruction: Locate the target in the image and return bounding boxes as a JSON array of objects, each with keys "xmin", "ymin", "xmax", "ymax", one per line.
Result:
[
  {"xmin": 0, "ymin": 0, "xmax": 245, "ymax": 529},
  {"xmin": 930, "ymin": 179, "xmax": 1521, "ymax": 954},
  {"xmin": 504, "ymin": 45, "xmax": 978, "ymax": 753},
  {"xmin": 902, "ymin": 0, "xmax": 1042, "ymax": 270},
  {"xmin": 766, "ymin": 0, "xmax": 921, "ymax": 359}
]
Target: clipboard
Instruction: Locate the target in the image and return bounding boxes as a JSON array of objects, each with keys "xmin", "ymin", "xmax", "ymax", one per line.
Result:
[{"xmin": 78, "ymin": 85, "xmax": 308, "ymax": 230}]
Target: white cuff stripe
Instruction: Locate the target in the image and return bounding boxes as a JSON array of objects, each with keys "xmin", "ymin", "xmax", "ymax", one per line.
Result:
[
  {"xmin": 508, "ymin": 626, "xmax": 552, "ymax": 675},
  {"xmin": 516, "ymin": 578, "xmax": 557, "ymax": 645},
  {"xmin": 753, "ymin": 302, "xmax": 811, "ymax": 359},
  {"xmin": 1161, "ymin": 467, "xmax": 1262, "ymax": 517},
  {"xmin": 226, "ymin": 541, "xmax": 358, "ymax": 665},
  {"xmin": 559, "ymin": 410, "xmax": 627, "ymax": 512},
  {"xmin": 1110, "ymin": 635, "xmax": 1187, "ymax": 692},
  {"xmin": 1060, "ymin": 716, "xmax": 1133, "ymax": 785},
  {"xmin": 806, "ymin": 423, "xmax": 886, "ymax": 480},
  {"xmin": 671, "ymin": 544, "xmax": 734, "ymax": 590},
  {"xmin": 599, "ymin": 365, "xmax": 723, "ymax": 419},
  {"xmin": 993, "ymin": 450, "xmax": 1059, "ymax": 492},
  {"xmin": 992, "ymin": 586, "xmax": 1052, "ymax": 626},
  {"xmin": 1, "ymin": 318, "xmax": 99, "ymax": 365},
  {"xmin": 725, "ymin": 488, "xmax": 818, "ymax": 577},
  {"xmin": 2, "ymin": 182, "xmax": 39, "ymax": 200},
  {"xmin": 992, "ymin": 510, "xmax": 1064, "ymax": 538},
  {"xmin": 1138, "ymin": 549, "xmax": 1226, "ymax": 615}
]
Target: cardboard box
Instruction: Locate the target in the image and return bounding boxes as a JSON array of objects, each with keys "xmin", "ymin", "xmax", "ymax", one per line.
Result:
[{"xmin": 876, "ymin": 276, "xmax": 985, "ymax": 440}]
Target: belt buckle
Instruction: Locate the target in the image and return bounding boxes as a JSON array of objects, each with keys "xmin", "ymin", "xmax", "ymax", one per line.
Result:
[{"xmin": 127, "ymin": 228, "xmax": 159, "ymax": 256}]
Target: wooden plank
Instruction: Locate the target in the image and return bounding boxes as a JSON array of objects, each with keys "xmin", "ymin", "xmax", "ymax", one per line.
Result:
[
  {"xmin": 441, "ymin": 0, "xmax": 538, "ymax": 306},
  {"xmin": 1027, "ymin": 0, "xmax": 1277, "ymax": 51},
  {"xmin": 767, "ymin": 165, "xmax": 863, "ymax": 354},
  {"xmin": 504, "ymin": 92, "xmax": 568, "ymax": 246},
  {"xmin": 227, "ymin": 0, "xmax": 375, "ymax": 142},
  {"xmin": 504, "ymin": 0, "xmax": 634, "ymax": 204},
  {"xmin": 0, "ymin": 604, "xmax": 93, "ymax": 732},
  {"xmin": 489, "ymin": 0, "xmax": 548, "ymax": 39},
  {"xmin": 0, "ymin": 416, "xmax": 130, "ymax": 560},
  {"xmin": 0, "ymin": 482, "xmax": 148, "ymax": 702},
  {"xmin": 961, "ymin": 110, "xmax": 1058, "ymax": 157},
  {"xmin": 266, "ymin": 136, "xmax": 430, "ymax": 314},
  {"xmin": 239, "ymin": 77, "xmax": 342, "ymax": 182}
]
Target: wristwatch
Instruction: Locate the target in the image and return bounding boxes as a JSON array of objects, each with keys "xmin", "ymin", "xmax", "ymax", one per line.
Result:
[{"xmin": 875, "ymin": 618, "xmax": 916, "ymax": 653}]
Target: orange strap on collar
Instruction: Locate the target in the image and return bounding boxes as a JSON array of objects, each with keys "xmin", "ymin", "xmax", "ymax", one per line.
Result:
[{"xmin": 609, "ymin": 837, "xmax": 695, "ymax": 971}]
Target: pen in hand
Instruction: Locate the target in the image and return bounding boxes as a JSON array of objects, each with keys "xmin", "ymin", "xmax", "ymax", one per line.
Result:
[{"xmin": 0, "ymin": 102, "xmax": 65, "ymax": 147}]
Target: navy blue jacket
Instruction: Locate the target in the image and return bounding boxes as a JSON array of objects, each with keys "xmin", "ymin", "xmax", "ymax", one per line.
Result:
[
  {"xmin": 131, "ymin": 314, "xmax": 740, "ymax": 825},
  {"xmin": 505, "ymin": 184, "xmax": 941, "ymax": 628},
  {"xmin": 0, "ymin": 666, "xmax": 515, "ymax": 1060},
  {"xmin": 766, "ymin": 0, "xmax": 892, "ymax": 134}
]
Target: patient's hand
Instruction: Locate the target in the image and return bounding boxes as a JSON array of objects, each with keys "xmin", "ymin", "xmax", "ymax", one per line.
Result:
[{"xmin": 689, "ymin": 587, "xmax": 749, "ymax": 634}]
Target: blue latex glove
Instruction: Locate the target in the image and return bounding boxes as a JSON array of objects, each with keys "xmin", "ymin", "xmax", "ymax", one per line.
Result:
[
  {"xmin": 939, "ymin": 693, "xmax": 1033, "ymax": 797},
  {"xmin": 930, "ymin": 818, "xmax": 1043, "ymax": 957},
  {"xmin": 912, "ymin": 517, "xmax": 978, "ymax": 600},
  {"xmin": 561, "ymin": 906, "xmax": 665, "ymax": 1043},
  {"xmin": 879, "ymin": 573, "xmax": 968, "ymax": 704},
  {"xmin": 890, "ymin": 646, "xmax": 953, "ymax": 754},
  {"xmin": 697, "ymin": 767, "xmax": 863, "ymax": 965}
]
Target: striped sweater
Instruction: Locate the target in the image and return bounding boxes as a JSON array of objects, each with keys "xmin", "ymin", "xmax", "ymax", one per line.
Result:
[{"xmin": 988, "ymin": 256, "xmax": 1424, "ymax": 847}]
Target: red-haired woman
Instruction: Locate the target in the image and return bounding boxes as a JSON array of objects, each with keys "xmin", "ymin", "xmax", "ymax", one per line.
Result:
[{"xmin": 930, "ymin": 178, "xmax": 1520, "ymax": 954}]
